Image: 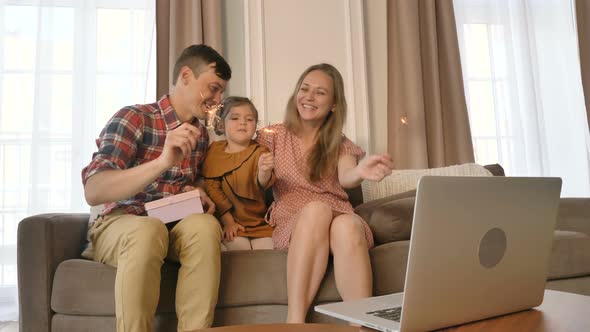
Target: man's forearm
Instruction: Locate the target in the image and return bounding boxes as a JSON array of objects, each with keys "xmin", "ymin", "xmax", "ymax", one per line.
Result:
[{"xmin": 84, "ymin": 158, "xmax": 169, "ymax": 206}]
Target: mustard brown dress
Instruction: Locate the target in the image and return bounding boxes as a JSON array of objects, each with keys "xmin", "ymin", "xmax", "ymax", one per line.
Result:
[
  {"xmin": 202, "ymin": 140, "xmax": 274, "ymax": 238},
  {"xmin": 255, "ymin": 123, "xmax": 375, "ymax": 250}
]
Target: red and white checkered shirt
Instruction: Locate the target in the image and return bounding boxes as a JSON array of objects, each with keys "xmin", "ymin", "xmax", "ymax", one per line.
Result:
[{"xmin": 82, "ymin": 95, "xmax": 209, "ymax": 216}]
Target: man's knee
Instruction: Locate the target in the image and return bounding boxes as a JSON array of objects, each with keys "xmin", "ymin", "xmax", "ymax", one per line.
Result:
[
  {"xmin": 176, "ymin": 213, "xmax": 222, "ymax": 239},
  {"xmin": 128, "ymin": 217, "xmax": 169, "ymax": 254}
]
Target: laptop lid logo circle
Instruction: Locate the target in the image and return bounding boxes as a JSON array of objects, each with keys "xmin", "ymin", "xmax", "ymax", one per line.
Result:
[{"xmin": 478, "ymin": 227, "xmax": 507, "ymax": 268}]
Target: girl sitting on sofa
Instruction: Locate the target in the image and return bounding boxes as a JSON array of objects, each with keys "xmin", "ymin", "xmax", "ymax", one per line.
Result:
[
  {"xmin": 202, "ymin": 96, "xmax": 275, "ymax": 250},
  {"xmin": 256, "ymin": 63, "xmax": 394, "ymax": 323}
]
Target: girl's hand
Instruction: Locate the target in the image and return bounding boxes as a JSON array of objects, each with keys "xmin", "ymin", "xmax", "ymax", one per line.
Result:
[
  {"xmin": 258, "ymin": 152, "xmax": 275, "ymax": 172},
  {"xmin": 223, "ymin": 221, "xmax": 245, "ymax": 242},
  {"xmin": 257, "ymin": 152, "xmax": 275, "ymax": 187},
  {"xmin": 356, "ymin": 153, "xmax": 394, "ymax": 181}
]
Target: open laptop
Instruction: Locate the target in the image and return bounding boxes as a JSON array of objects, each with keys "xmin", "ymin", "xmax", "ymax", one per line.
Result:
[{"xmin": 316, "ymin": 176, "xmax": 562, "ymax": 332}]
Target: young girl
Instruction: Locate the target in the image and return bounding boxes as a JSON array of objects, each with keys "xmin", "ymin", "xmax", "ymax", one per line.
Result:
[{"xmin": 202, "ymin": 96, "xmax": 275, "ymax": 250}]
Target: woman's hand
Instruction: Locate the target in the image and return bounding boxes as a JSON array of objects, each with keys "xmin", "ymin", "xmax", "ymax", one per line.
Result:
[{"xmin": 356, "ymin": 153, "xmax": 394, "ymax": 181}]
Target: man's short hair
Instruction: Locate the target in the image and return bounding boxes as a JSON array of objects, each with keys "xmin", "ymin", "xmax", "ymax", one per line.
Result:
[{"xmin": 172, "ymin": 44, "xmax": 232, "ymax": 84}]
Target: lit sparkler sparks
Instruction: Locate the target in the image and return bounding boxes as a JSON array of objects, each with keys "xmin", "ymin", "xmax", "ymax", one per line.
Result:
[{"xmin": 200, "ymin": 91, "xmax": 223, "ymax": 129}]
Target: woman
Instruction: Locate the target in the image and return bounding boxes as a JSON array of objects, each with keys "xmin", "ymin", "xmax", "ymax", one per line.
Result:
[{"xmin": 256, "ymin": 63, "xmax": 394, "ymax": 323}]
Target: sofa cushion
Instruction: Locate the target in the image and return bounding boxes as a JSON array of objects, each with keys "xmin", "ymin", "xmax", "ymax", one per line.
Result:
[
  {"xmin": 51, "ymin": 242, "xmax": 411, "ymax": 316},
  {"xmin": 356, "ymin": 164, "xmax": 504, "ymax": 245},
  {"xmin": 547, "ymin": 230, "xmax": 590, "ymax": 279},
  {"xmin": 356, "ymin": 195, "xmax": 415, "ymax": 245},
  {"xmin": 361, "ymin": 163, "xmax": 493, "ymax": 203}
]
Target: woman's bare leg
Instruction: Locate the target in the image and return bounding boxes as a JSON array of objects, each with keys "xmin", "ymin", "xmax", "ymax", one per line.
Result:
[
  {"xmin": 330, "ymin": 214, "xmax": 372, "ymax": 300},
  {"xmin": 286, "ymin": 201, "xmax": 333, "ymax": 323}
]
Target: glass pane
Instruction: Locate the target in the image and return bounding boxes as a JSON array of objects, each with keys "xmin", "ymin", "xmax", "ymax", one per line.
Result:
[
  {"xmin": 96, "ymin": 74, "xmax": 134, "ymax": 130},
  {"xmin": 3, "ymin": 264, "xmax": 17, "ymax": 286},
  {"xmin": 0, "ymin": 214, "xmax": 26, "ymax": 247},
  {"xmin": 3, "ymin": 5, "xmax": 37, "ymax": 71},
  {"xmin": 473, "ymin": 137, "xmax": 499, "ymax": 165},
  {"xmin": 1, "ymin": 74, "xmax": 34, "ymax": 133},
  {"xmin": 0, "ymin": 144, "xmax": 31, "ymax": 209},
  {"xmin": 97, "ymin": 9, "xmax": 132, "ymax": 72},
  {"xmin": 494, "ymin": 80, "xmax": 512, "ymax": 137},
  {"xmin": 490, "ymin": 24, "xmax": 507, "ymax": 78},
  {"xmin": 131, "ymin": 9, "xmax": 149, "ymax": 73},
  {"xmin": 48, "ymin": 75, "xmax": 73, "ymax": 133},
  {"xmin": 464, "ymin": 24, "xmax": 492, "ymax": 78},
  {"xmin": 29, "ymin": 143, "xmax": 71, "ymax": 211},
  {"xmin": 47, "ymin": 144, "xmax": 71, "ymax": 210},
  {"xmin": 467, "ymin": 80, "xmax": 497, "ymax": 137},
  {"xmin": 51, "ymin": 7, "xmax": 75, "ymax": 71}
]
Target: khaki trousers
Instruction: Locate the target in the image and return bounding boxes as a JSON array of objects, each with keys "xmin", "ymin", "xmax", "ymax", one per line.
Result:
[{"xmin": 89, "ymin": 209, "xmax": 222, "ymax": 332}]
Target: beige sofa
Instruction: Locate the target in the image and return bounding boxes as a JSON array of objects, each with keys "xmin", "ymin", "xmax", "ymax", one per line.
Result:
[{"xmin": 17, "ymin": 165, "xmax": 590, "ymax": 331}]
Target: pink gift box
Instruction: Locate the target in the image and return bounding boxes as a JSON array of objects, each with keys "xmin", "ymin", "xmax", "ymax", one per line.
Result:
[{"xmin": 145, "ymin": 190, "xmax": 204, "ymax": 224}]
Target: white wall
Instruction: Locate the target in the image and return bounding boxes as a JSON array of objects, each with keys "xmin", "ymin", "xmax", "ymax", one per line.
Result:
[
  {"xmin": 363, "ymin": 0, "xmax": 388, "ymax": 154},
  {"xmin": 221, "ymin": 0, "xmax": 246, "ymax": 97},
  {"xmin": 221, "ymin": 0, "xmax": 387, "ymax": 153}
]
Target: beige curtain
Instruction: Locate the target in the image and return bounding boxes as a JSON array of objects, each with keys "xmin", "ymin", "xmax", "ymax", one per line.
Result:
[
  {"xmin": 387, "ymin": 0, "xmax": 474, "ymax": 169},
  {"xmin": 156, "ymin": 0, "xmax": 222, "ymax": 97},
  {"xmin": 577, "ymin": 0, "xmax": 590, "ymax": 130}
]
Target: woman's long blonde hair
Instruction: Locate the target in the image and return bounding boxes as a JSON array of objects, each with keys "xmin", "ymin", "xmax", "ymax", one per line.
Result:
[{"xmin": 285, "ymin": 63, "xmax": 347, "ymax": 182}]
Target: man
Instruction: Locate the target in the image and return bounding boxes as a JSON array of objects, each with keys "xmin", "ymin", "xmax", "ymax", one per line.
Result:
[{"xmin": 82, "ymin": 44, "xmax": 231, "ymax": 332}]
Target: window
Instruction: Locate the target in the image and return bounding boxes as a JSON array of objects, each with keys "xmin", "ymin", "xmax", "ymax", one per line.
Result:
[
  {"xmin": 454, "ymin": 0, "xmax": 590, "ymax": 197},
  {"xmin": 0, "ymin": 0, "xmax": 155, "ymax": 319}
]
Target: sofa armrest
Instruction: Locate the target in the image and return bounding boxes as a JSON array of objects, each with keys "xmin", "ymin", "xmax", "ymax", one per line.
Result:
[
  {"xmin": 555, "ymin": 198, "xmax": 590, "ymax": 237},
  {"xmin": 17, "ymin": 213, "xmax": 89, "ymax": 332}
]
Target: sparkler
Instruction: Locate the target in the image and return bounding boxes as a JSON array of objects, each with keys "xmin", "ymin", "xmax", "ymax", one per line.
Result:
[
  {"xmin": 261, "ymin": 127, "xmax": 275, "ymax": 134},
  {"xmin": 200, "ymin": 91, "xmax": 223, "ymax": 129}
]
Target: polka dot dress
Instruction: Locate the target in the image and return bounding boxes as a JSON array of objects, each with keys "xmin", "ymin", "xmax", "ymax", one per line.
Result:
[{"xmin": 256, "ymin": 123, "xmax": 375, "ymax": 250}]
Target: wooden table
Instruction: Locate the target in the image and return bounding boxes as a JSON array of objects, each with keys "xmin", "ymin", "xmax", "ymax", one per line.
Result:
[{"xmin": 197, "ymin": 290, "xmax": 590, "ymax": 331}]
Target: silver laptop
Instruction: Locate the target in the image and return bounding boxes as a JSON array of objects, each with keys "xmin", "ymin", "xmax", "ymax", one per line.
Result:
[{"xmin": 316, "ymin": 176, "xmax": 562, "ymax": 332}]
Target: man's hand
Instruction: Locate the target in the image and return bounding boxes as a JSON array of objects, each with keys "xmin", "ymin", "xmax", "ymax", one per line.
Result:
[
  {"xmin": 158, "ymin": 123, "xmax": 201, "ymax": 168},
  {"xmin": 257, "ymin": 152, "xmax": 275, "ymax": 187},
  {"xmin": 196, "ymin": 187, "xmax": 215, "ymax": 214}
]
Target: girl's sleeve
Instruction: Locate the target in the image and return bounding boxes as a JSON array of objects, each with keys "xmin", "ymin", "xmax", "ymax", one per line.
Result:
[{"xmin": 204, "ymin": 178, "xmax": 233, "ymax": 217}]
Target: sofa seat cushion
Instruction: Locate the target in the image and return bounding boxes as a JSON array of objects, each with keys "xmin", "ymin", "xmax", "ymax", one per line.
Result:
[
  {"xmin": 51, "ymin": 244, "xmax": 410, "ymax": 316},
  {"xmin": 51, "ymin": 259, "xmax": 180, "ymax": 315},
  {"xmin": 547, "ymin": 230, "xmax": 590, "ymax": 280}
]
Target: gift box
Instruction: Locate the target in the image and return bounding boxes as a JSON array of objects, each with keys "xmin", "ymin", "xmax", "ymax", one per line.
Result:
[{"xmin": 145, "ymin": 190, "xmax": 204, "ymax": 224}]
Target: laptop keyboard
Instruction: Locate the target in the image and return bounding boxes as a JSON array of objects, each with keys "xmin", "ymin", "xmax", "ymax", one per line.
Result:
[{"xmin": 366, "ymin": 306, "xmax": 402, "ymax": 322}]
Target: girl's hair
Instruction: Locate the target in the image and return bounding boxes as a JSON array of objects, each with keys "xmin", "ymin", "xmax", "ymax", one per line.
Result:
[
  {"xmin": 213, "ymin": 96, "xmax": 259, "ymax": 136},
  {"xmin": 284, "ymin": 63, "xmax": 346, "ymax": 182}
]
